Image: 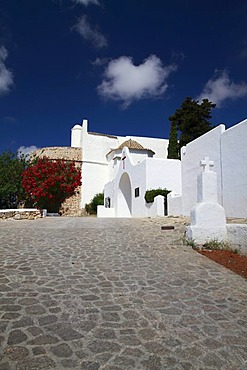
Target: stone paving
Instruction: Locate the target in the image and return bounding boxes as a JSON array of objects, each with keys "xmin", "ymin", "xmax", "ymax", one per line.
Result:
[{"xmin": 0, "ymin": 216, "xmax": 246, "ymax": 370}]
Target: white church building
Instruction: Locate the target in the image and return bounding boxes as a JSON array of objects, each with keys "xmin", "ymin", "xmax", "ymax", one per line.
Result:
[
  {"xmin": 71, "ymin": 118, "xmax": 247, "ymax": 219},
  {"xmin": 71, "ymin": 119, "xmax": 181, "ymax": 217}
]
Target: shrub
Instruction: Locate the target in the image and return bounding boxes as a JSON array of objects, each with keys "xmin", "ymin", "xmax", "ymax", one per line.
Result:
[
  {"xmin": 202, "ymin": 239, "xmax": 235, "ymax": 252},
  {"xmin": 144, "ymin": 188, "xmax": 171, "ymax": 203},
  {"xmin": 22, "ymin": 157, "xmax": 81, "ymax": 213},
  {"xmin": 0, "ymin": 150, "xmax": 29, "ymax": 209},
  {"xmin": 85, "ymin": 192, "xmax": 104, "ymax": 215}
]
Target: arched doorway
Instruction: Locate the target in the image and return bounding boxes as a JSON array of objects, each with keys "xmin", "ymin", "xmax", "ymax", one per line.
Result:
[{"xmin": 117, "ymin": 173, "xmax": 132, "ymax": 217}]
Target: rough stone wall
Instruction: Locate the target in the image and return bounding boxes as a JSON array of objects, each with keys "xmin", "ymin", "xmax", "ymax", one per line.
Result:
[
  {"xmin": 0, "ymin": 210, "xmax": 42, "ymax": 221},
  {"xmin": 32, "ymin": 147, "xmax": 82, "ymax": 216},
  {"xmin": 59, "ymin": 190, "xmax": 82, "ymax": 216},
  {"xmin": 34, "ymin": 147, "xmax": 82, "ymax": 162}
]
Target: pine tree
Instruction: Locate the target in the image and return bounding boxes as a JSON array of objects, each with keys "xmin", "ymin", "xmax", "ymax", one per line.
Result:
[
  {"xmin": 167, "ymin": 122, "xmax": 179, "ymax": 159},
  {"xmin": 169, "ymin": 97, "xmax": 216, "ymax": 155}
]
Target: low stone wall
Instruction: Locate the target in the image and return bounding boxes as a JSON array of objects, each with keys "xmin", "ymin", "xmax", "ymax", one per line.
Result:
[
  {"xmin": 227, "ymin": 224, "xmax": 247, "ymax": 256},
  {"xmin": 0, "ymin": 209, "xmax": 42, "ymax": 221}
]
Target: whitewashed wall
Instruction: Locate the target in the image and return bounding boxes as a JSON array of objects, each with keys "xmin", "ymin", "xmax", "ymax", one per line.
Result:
[
  {"xmin": 125, "ymin": 149, "xmax": 153, "ymax": 165},
  {"xmin": 80, "ymin": 121, "xmax": 118, "ymax": 206},
  {"xmin": 101, "ymin": 148, "xmax": 182, "ymax": 218},
  {"xmin": 71, "ymin": 125, "xmax": 82, "ymax": 148},
  {"xmin": 96, "ymin": 180, "xmax": 115, "ymax": 218},
  {"xmin": 146, "ymin": 195, "xmax": 165, "ymax": 217},
  {"xmin": 71, "ymin": 118, "xmax": 247, "ymax": 219},
  {"xmin": 81, "ymin": 162, "xmax": 108, "ymax": 207},
  {"xmin": 167, "ymin": 192, "xmax": 182, "ymax": 216},
  {"xmin": 77, "ymin": 120, "xmax": 169, "ymax": 208},
  {"xmin": 221, "ymin": 119, "xmax": 247, "ymax": 218},
  {"xmin": 181, "ymin": 125, "xmax": 225, "ymax": 216},
  {"xmin": 106, "ymin": 151, "xmax": 118, "ymax": 181},
  {"xmin": 126, "ymin": 160, "xmax": 147, "ymax": 217},
  {"xmin": 125, "ymin": 135, "xmax": 169, "ymax": 159},
  {"xmin": 83, "ymin": 134, "xmax": 118, "ymax": 165},
  {"xmin": 117, "ymin": 155, "xmax": 181, "ymax": 217},
  {"xmin": 146, "ymin": 158, "xmax": 181, "ymax": 194},
  {"xmin": 179, "ymin": 119, "xmax": 247, "ymax": 218},
  {"xmin": 104, "ymin": 180, "xmax": 115, "ymax": 208}
]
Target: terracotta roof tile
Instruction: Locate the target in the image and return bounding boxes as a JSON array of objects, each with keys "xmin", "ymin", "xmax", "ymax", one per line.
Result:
[
  {"xmin": 117, "ymin": 139, "xmax": 145, "ymax": 150},
  {"xmin": 107, "ymin": 139, "xmax": 155, "ymax": 155}
]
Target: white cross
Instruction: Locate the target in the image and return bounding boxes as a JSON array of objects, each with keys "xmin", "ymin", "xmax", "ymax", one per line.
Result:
[{"xmin": 200, "ymin": 157, "xmax": 214, "ymax": 172}]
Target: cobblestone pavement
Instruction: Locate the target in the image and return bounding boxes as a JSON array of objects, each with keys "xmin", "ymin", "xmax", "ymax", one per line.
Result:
[{"xmin": 0, "ymin": 217, "xmax": 246, "ymax": 370}]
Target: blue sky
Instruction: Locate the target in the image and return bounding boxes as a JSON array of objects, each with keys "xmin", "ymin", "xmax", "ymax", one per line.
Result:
[{"xmin": 0, "ymin": 0, "xmax": 246, "ymax": 155}]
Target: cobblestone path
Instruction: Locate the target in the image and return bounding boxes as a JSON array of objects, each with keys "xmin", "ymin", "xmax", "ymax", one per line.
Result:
[{"xmin": 0, "ymin": 217, "xmax": 246, "ymax": 369}]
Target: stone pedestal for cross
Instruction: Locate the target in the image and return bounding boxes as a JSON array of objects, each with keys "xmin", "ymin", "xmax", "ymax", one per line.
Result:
[{"xmin": 186, "ymin": 157, "xmax": 227, "ymax": 244}]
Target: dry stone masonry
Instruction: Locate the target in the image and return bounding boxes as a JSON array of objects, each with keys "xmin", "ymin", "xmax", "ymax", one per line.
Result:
[
  {"xmin": 0, "ymin": 209, "xmax": 42, "ymax": 221},
  {"xmin": 34, "ymin": 147, "xmax": 82, "ymax": 162}
]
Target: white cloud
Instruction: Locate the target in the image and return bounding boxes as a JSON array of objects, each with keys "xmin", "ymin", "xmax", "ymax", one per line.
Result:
[
  {"xmin": 2, "ymin": 116, "xmax": 17, "ymax": 123},
  {"xmin": 0, "ymin": 46, "xmax": 14, "ymax": 96},
  {"xmin": 91, "ymin": 57, "xmax": 109, "ymax": 66},
  {"xmin": 240, "ymin": 48, "xmax": 247, "ymax": 58},
  {"xmin": 74, "ymin": 15, "xmax": 107, "ymax": 49},
  {"xmin": 17, "ymin": 146, "xmax": 38, "ymax": 158},
  {"xmin": 97, "ymin": 55, "xmax": 176, "ymax": 108},
  {"xmin": 72, "ymin": 0, "xmax": 99, "ymax": 5},
  {"xmin": 197, "ymin": 70, "xmax": 247, "ymax": 107},
  {"xmin": 238, "ymin": 41, "xmax": 247, "ymax": 59}
]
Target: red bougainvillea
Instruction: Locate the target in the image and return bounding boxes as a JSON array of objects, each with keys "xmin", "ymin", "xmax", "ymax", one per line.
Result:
[{"xmin": 22, "ymin": 157, "xmax": 81, "ymax": 213}]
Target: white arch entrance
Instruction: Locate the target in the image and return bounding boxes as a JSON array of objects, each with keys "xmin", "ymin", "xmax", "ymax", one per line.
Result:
[{"xmin": 117, "ymin": 173, "xmax": 132, "ymax": 217}]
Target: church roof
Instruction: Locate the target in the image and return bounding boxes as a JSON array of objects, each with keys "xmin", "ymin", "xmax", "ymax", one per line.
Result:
[
  {"xmin": 89, "ymin": 131, "xmax": 118, "ymax": 139},
  {"xmin": 107, "ymin": 139, "xmax": 155, "ymax": 156},
  {"xmin": 117, "ymin": 139, "xmax": 145, "ymax": 150}
]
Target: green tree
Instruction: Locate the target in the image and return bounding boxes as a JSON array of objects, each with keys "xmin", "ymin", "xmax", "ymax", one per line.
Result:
[
  {"xmin": 85, "ymin": 192, "xmax": 104, "ymax": 215},
  {"xmin": 167, "ymin": 121, "xmax": 179, "ymax": 159},
  {"xmin": 169, "ymin": 97, "xmax": 216, "ymax": 156},
  {"xmin": 0, "ymin": 151, "xmax": 28, "ymax": 209}
]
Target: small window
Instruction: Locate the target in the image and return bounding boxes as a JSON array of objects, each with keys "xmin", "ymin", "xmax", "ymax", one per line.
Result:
[
  {"xmin": 105, "ymin": 197, "xmax": 111, "ymax": 208},
  {"xmin": 135, "ymin": 187, "xmax": 140, "ymax": 197}
]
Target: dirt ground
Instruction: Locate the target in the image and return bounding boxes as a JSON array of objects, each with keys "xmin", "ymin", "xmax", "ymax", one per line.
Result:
[
  {"xmin": 198, "ymin": 249, "xmax": 247, "ymax": 279},
  {"xmin": 198, "ymin": 218, "xmax": 247, "ymax": 279}
]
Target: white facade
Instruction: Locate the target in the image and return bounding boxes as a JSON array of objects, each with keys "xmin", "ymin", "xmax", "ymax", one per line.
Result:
[
  {"xmin": 71, "ymin": 119, "xmax": 174, "ymax": 216},
  {"xmin": 99, "ymin": 147, "xmax": 181, "ymax": 218},
  {"xmin": 180, "ymin": 125, "xmax": 224, "ymax": 215},
  {"xmin": 169, "ymin": 119, "xmax": 247, "ymax": 218},
  {"xmin": 71, "ymin": 117, "xmax": 247, "ymax": 219},
  {"xmin": 221, "ymin": 120, "xmax": 247, "ymax": 218},
  {"xmin": 71, "ymin": 124, "xmax": 82, "ymax": 148}
]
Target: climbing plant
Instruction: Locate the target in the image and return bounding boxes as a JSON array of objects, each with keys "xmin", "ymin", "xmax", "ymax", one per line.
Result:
[
  {"xmin": 144, "ymin": 188, "xmax": 171, "ymax": 203},
  {"xmin": 22, "ymin": 156, "xmax": 81, "ymax": 213}
]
